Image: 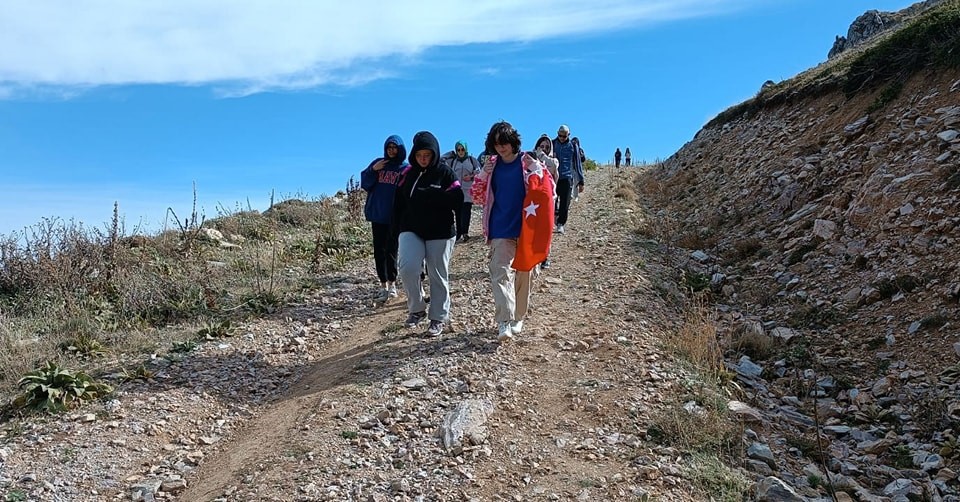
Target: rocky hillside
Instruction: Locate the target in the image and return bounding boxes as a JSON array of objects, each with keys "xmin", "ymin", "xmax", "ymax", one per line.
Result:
[{"xmin": 640, "ymin": 0, "xmax": 960, "ymax": 499}]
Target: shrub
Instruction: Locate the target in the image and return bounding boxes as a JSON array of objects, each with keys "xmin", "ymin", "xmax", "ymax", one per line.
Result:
[{"xmin": 12, "ymin": 362, "xmax": 112, "ymax": 413}]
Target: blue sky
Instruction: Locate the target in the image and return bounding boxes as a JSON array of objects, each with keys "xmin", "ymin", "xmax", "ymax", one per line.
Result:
[{"xmin": 0, "ymin": 0, "xmax": 917, "ymax": 236}]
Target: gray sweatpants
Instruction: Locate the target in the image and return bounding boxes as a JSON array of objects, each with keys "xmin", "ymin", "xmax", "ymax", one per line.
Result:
[{"xmin": 398, "ymin": 231, "xmax": 455, "ymax": 322}]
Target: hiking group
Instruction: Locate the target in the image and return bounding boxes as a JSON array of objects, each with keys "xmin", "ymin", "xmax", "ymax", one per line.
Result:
[
  {"xmin": 360, "ymin": 122, "xmax": 585, "ymax": 342},
  {"xmin": 614, "ymin": 147, "xmax": 631, "ymax": 168}
]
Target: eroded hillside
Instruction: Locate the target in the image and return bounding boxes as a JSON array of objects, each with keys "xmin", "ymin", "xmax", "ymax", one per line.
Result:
[{"xmin": 638, "ymin": 2, "xmax": 960, "ymax": 498}]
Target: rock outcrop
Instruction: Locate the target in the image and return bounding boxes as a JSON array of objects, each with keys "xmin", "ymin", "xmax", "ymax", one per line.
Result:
[{"xmin": 828, "ymin": 0, "xmax": 946, "ymax": 58}]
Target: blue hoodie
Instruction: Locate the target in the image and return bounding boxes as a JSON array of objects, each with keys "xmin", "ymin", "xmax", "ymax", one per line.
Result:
[{"xmin": 361, "ymin": 135, "xmax": 408, "ymax": 224}]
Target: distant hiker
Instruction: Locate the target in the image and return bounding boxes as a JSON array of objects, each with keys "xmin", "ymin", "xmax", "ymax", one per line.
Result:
[
  {"xmin": 624, "ymin": 147, "xmax": 632, "ymax": 167},
  {"xmin": 534, "ymin": 134, "xmax": 560, "ymax": 190},
  {"xmin": 571, "ymin": 136, "xmax": 585, "ymax": 202},
  {"xmin": 440, "ymin": 141, "xmax": 481, "ymax": 242},
  {"xmin": 534, "ymin": 134, "xmax": 559, "ymax": 269},
  {"xmin": 614, "ymin": 148, "xmax": 622, "ymax": 168},
  {"xmin": 361, "ymin": 134, "xmax": 407, "ymax": 299},
  {"xmin": 471, "ymin": 121, "xmax": 555, "ymax": 343},
  {"xmin": 552, "ymin": 125, "xmax": 584, "ymax": 234},
  {"xmin": 393, "ymin": 131, "xmax": 463, "ymax": 336}
]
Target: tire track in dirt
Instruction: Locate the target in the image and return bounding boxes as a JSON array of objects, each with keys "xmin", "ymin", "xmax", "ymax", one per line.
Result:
[{"xmin": 180, "ymin": 313, "xmax": 398, "ymax": 500}]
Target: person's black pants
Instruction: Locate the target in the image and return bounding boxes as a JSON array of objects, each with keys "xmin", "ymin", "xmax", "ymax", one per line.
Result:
[
  {"xmin": 556, "ymin": 178, "xmax": 572, "ymax": 226},
  {"xmin": 455, "ymin": 202, "xmax": 473, "ymax": 238},
  {"xmin": 371, "ymin": 222, "xmax": 398, "ymax": 283}
]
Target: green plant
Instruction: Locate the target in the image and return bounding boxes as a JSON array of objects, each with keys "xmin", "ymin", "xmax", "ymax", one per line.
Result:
[
  {"xmin": 197, "ymin": 319, "xmax": 234, "ymax": 339},
  {"xmin": 379, "ymin": 322, "xmax": 403, "ymax": 336},
  {"xmin": 919, "ymin": 312, "xmax": 948, "ymax": 330},
  {"xmin": 843, "ymin": 5, "xmax": 960, "ymax": 95},
  {"xmin": 246, "ymin": 291, "xmax": 283, "ymax": 315},
  {"xmin": 171, "ymin": 340, "xmax": 198, "ymax": 353},
  {"xmin": 786, "ymin": 434, "xmax": 824, "ymax": 462},
  {"xmin": 939, "ymin": 433, "xmax": 959, "ymax": 459},
  {"xmin": 12, "ymin": 361, "xmax": 113, "ymax": 413},
  {"xmin": 787, "ymin": 241, "xmax": 818, "ymax": 266},
  {"xmin": 58, "ymin": 333, "xmax": 105, "ymax": 357},
  {"xmin": 4, "ymin": 489, "xmax": 27, "ymax": 502},
  {"xmin": 683, "ymin": 270, "xmax": 711, "ymax": 292},
  {"xmin": 867, "ymin": 81, "xmax": 904, "ymax": 112},
  {"xmin": 683, "ymin": 453, "xmax": 750, "ymax": 501},
  {"xmin": 340, "ymin": 430, "xmax": 358, "ymax": 440},
  {"xmin": 889, "ymin": 445, "xmax": 914, "ymax": 469},
  {"xmin": 59, "ymin": 446, "xmax": 78, "ymax": 464},
  {"xmin": 120, "ymin": 364, "xmax": 155, "ymax": 382}
]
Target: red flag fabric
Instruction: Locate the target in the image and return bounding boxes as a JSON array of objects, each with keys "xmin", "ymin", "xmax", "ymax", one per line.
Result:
[{"xmin": 512, "ymin": 162, "xmax": 555, "ymax": 272}]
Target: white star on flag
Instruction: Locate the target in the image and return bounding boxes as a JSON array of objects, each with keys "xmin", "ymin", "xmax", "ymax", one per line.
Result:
[{"xmin": 524, "ymin": 201, "xmax": 539, "ymax": 219}]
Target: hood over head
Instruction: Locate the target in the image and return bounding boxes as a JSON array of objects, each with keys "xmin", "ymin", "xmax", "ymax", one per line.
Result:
[
  {"xmin": 536, "ymin": 134, "xmax": 553, "ymax": 155},
  {"xmin": 409, "ymin": 131, "xmax": 441, "ymax": 170},
  {"xmin": 383, "ymin": 135, "xmax": 407, "ymax": 165}
]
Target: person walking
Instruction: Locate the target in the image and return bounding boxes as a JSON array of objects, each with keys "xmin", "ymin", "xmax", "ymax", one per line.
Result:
[
  {"xmin": 440, "ymin": 140, "xmax": 481, "ymax": 242},
  {"xmin": 393, "ymin": 131, "xmax": 463, "ymax": 336},
  {"xmin": 614, "ymin": 148, "xmax": 622, "ymax": 168},
  {"xmin": 551, "ymin": 125, "xmax": 584, "ymax": 234},
  {"xmin": 360, "ymin": 135, "xmax": 407, "ymax": 299},
  {"xmin": 534, "ymin": 134, "xmax": 559, "ymax": 269},
  {"xmin": 571, "ymin": 136, "xmax": 585, "ymax": 202},
  {"xmin": 471, "ymin": 121, "xmax": 555, "ymax": 343},
  {"xmin": 625, "ymin": 147, "xmax": 632, "ymax": 167}
]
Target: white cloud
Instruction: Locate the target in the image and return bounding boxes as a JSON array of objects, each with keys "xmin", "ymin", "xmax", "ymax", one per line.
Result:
[{"xmin": 0, "ymin": 0, "xmax": 746, "ymax": 94}]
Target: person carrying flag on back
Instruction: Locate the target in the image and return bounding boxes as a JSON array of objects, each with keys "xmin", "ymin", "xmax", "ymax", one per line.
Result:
[{"xmin": 470, "ymin": 121, "xmax": 555, "ymax": 343}]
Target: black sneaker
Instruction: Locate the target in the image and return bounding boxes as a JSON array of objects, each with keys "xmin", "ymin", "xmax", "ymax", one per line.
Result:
[
  {"xmin": 541, "ymin": 259, "xmax": 551, "ymax": 269},
  {"xmin": 426, "ymin": 320, "xmax": 445, "ymax": 336},
  {"xmin": 405, "ymin": 311, "xmax": 426, "ymax": 328}
]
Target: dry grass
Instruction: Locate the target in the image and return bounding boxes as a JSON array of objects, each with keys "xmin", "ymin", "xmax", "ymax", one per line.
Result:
[
  {"xmin": 0, "ymin": 183, "xmax": 369, "ymax": 402},
  {"xmin": 648, "ymin": 295, "xmax": 746, "ymax": 497},
  {"xmin": 664, "ymin": 297, "xmax": 728, "ymax": 381}
]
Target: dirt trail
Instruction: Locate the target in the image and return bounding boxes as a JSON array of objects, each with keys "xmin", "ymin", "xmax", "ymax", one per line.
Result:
[{"xmin": 181, "ymin": 167, "xmax": 696, "ymax": 501}]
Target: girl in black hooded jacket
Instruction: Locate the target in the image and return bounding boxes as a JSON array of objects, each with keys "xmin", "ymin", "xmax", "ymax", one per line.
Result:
[{"xmin": 393, "ymin": 131, "xmax": 463, "ymax": 336}]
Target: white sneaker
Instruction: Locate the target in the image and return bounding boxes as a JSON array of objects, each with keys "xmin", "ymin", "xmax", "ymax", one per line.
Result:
[
  {"xmin": 556, "ymin": 224, "xmax": 565, "ymax": 234},
  {"xmin": 387, "ymin": 284, "xmax": 398, "ymax": 298},
  {"xmin": 510, "ymin": 320, "xmax": 523, "ymax": 335},
  {"xmin": 497, "ymin": 322, "xmax": 514, "ymax": 343}
]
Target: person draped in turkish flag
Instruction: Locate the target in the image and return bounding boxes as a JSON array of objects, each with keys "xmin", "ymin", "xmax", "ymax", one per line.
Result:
[{"xmin": 470, "ymin": 121, "xmax": 555, "ymax": 343}]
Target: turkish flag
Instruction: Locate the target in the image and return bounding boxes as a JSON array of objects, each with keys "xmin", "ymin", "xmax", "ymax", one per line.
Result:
[{"xmin": 512, "ymin": 162, "xmax": 555, "ymax": 272}]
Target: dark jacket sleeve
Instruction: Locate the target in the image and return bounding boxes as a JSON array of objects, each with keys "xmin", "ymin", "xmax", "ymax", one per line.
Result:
[
  {"xmin": 440, "ymin": 167, "xmax": 464, "ymax": 210},
  {"xmin": 574, "ymin": 149, "xmax": 585, "ymax": 186},
  {"xmin": 360, "ymin": 160, "xmax": 380, "ymax": 192}
]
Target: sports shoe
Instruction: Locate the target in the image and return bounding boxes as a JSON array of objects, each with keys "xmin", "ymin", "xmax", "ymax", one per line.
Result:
[
  {"xmin": 510, "ymin": 320, "xmax": 523, "ymax": 335},
  {"xmin": 541, "ymin": 259, "xmax": 550, "ymax": 269},
  {"xmin": 379, "ymin": 288, "xmax": 390, "ymax": 300},
  {"xmin": 461, "ymin": 235, "xmax": 470, "ymax": 243},
  {"xmin": 426, "ymin": 320, "xmax": 445, "ymax": 336},
  {"xmin": 405, "ymin": 311, "xmax": 426, "ymax": 328},
  {"xmin": 556, "ymin": 224, "xmax": 565, "ymax": 234},
  {"xmin": 387, "ymin": 284, "xmax": 398, "ymax": 298},
  {"xmin": 497, "ymin": 322, "xmax": 514, "ymax": 343}
]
